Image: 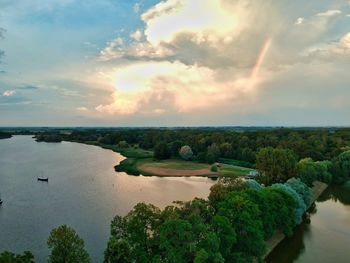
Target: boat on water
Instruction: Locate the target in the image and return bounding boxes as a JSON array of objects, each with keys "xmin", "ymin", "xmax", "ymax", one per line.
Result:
[
  {"xmin": 38, "ymin": 171, "xmax": 49, "ymax": 182},
  {"xmin": 37, "ymin": 177, "xmax": 49, "ymax": 182},
  {"xmin": 0, "ymin": 194, "xmax": 3, "ymax": 205}
]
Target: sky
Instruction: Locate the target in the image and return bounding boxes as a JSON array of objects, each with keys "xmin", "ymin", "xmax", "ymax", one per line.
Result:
[{"xmin": 0, "ymin": 0, "xmax": 350, "ymax": 126}]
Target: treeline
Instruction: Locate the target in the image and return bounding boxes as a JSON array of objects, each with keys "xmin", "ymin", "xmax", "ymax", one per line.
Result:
[
  {"xmin": 35, "ymin": 134, "xmax": 63, "ymax": 143},
  {"xmin": 255, "ymin": 146, "xmax": 350, "ymax": 186},
  {"xmin": 1, "ymin": 178, "xmax": 315, "ymax": 263},
  {"xmin": 0, "ymin": 131, "xmax": 11, "ymax": 139},
  {"xmin": 60, "ymin": 128, "xmax": 350, "ymax": 165}
]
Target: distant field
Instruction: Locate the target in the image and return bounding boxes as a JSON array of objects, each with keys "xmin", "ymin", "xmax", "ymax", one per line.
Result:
[{"xmin": 137, "ymin": 159, "xmax": 255, "ymax": 177}]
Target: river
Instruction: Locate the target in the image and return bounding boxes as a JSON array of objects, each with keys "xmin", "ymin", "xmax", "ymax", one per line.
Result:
[{"xmin": 0, "ymin": 136, "xmax": 214, "ymax": 262}]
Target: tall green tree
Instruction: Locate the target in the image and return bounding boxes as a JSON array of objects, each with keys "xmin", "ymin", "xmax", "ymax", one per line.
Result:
[
  {"xmin": 256, "ymin": 147, "xmax": 297, "ymax": 184},
  {"xmin": 47, "ymin": 225, "xmax": 90, "ymax": 263}
]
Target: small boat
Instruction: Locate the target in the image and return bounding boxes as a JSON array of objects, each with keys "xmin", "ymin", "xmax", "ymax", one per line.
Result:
[
  {"xmin": 38, "ymin": 171, "xmax": 48, "ymax": 182},
  {"xmin": 0, "ymin": 199, "xmax": 2, "ymax": 205},
  {"xmin": 37, "ymin": 177, "xmax": 49, "ymax": 182}
]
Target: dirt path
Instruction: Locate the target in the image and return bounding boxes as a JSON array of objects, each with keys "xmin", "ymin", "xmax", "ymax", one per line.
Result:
[{"xmin": 139, "ymin": 164, "xmax": 218, "ymax": 176}]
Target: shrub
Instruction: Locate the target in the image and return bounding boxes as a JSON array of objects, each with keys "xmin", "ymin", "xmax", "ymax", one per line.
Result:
[
  {"xmin": 179, "ymin": 145, "xmax": 193, "ymax": 160},
  {"xmin": 210, "ymin": 165, "xmax": 218, "ymax": 172}
]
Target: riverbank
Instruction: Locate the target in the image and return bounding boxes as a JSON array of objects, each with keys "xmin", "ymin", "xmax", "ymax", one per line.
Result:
[
  {"xmin": 264, "ymin": 181, "xmax": 328, "ymax": 258},
  {"xmin": 0, "ymin": 132, "xmax": 12, "ymax": 140},
  {"xmin": 66, "ymin": 140, "xmax": 255, "ymax": 177}
]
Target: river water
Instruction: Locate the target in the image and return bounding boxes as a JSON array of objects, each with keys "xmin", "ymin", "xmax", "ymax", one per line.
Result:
[{"xmin": 0, "ymin": 136, "xmax": 214, "ymax": 262}]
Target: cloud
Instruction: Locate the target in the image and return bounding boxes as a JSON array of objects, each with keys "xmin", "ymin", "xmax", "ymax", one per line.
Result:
[
  {"xmin": 100, "ymin": 37, "xmax": 124, "ymax": 61},
  {"xmin": 95, "ymin": 0, "xmax": 350, "ymax": 118},
  {"xmin": 130, "ymin": 29, "xmax": 143, "ymax": 41},
  {"xmin": 295, "ymin": 17, "xmax": 304, "ymax": 25},
  {"xmin": 76, "ymin": 106, "xmax": 88, "ymax": 111},
  {"xmin": 316, "ymin": 10, "xmax": 342, "ymax": 17},
  {"xmin": 95, "ymin": 60, "xmax": 259, "ymax": 115},
  {"xmin": 3, "ymin": 90, "xmax": 16, "ymax": 97},
  {"xmin": 307, "ymin": 32, "xmax": 350, "ymax": 61}
]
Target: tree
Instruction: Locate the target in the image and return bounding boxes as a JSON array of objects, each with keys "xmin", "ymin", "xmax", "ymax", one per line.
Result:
[
  {"xmin": 332, "ymin": 150, "xmax": 350, "ymax": 183},
  {"xmin": 170, "ymin": 140, "xmax": 182, "ymax": 156},
  {"xmin": 117, "ymin": 140, "xmax": 128, "ymax": 148},
  {"xmin": 104, "ymin": 238, "xmax": 132, "ymax": 263},
  {"xmin": 153, "ymin": 142, "xmax": 171, "ymax": 160},
  {"xmin": 206, "ymin": 143, "xmax": 220, "ymax": 164},
  {"xmin": 256, "ymin": 147, "xmax": 297, "ymax": 184},
  {"xmin": 47, "ymin": 225, "xmax": 90, "ymax": 263},
  {"xmin": 217, "ymin": 194, "xmax": 266, "ymax": 262},
  {"xmin": 158, "ymin": 219, "xmax": 194, "ymax": 263},
  {"xmin": 208, "ymin": 178, "xmax": 247, "ymax": 208},
  {"xmin": 272, "ymin": 183, "xmax": 306, "ymax": 224},
  {"xmin": 297, "ymin": 158, "xmax": 317, "ymax": 186},
  {"xmin": 179, "ymin": 145, "xmax": 193, "ymax": 160},
  {"xmin": 0, "ymin": 251, "xmax": 34, "ymax": 263}
]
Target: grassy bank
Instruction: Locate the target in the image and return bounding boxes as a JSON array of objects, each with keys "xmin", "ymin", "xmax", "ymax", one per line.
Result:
[
  {"xmin": 68, "ymin": 140, "xmax": 256, "ymax": 177},
  {"xmin": 116, "ymin": 157, "xmax": 255, "ymax": 177}
]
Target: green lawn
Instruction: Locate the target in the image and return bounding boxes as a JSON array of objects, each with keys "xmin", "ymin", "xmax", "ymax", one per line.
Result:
[
  {"xmin": 220, "ymin": 165, "xmax": 254, "ymax": 177},
  {"xmin": 145, "ymin": 159, "xmax": 211, "ymax": 170}
]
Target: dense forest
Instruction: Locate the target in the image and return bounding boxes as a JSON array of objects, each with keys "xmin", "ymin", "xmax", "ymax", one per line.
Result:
[{"xmin": 55, "ymin": 128, "xmax": 350, "ymax": 163}]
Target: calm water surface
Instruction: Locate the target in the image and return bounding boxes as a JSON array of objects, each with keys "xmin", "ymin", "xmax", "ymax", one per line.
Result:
[
  {"xmin": 267, "ymin": 185, "xmax": 350, "ymax": 263},
  {"xmin": 0, "ymin": 136, "xmax": 214, "ymax": 262}
]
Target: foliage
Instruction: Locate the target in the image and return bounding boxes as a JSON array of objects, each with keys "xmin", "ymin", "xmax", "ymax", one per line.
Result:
[
  {"xmin": 114, "ymin": 158, "xmax": 140, "ymax": 176},
  {"xmin": 47, "ymin": 225, "xmax": 90, "ymax": 263},
  {"xmin": 117, "ymin": 140, "xmax": 128, "ymax": 148},
  {"xmin": 297, "ymin": 158, "xmax": 333, "ymax": 186},
  {"xmin": 246, "ymin": 179, "xmax": 263, "ymax": 190},
  {"xmin": 104, "ymin": 238, "xmax": 132, "ymax": 263},
  {"xmin": 208, "ymin": 178, "xmax": 247, "ymax": 208},
  {"xmin": 272, "ymin": 183, "xmax": 306, "ymax": 224},
  {"xmin": 332, "ymin": 150, "xmax": 350, "ymax": 183},
  {"xmin": 0, "ymin": 251, "xmax": 34, "ymax": 263},
  {"xmin": 343, "ymin": 180, "xmax": 350, "ymax": 189},
  {"xmin": 35, "ymin": 134, "xmax": 62, "ymax": 143},
  {"xmin": 179, "ymin": 145, "xmax": 194, "ymax": 160},
  {"xmin": 286, "ymin": 178, "xmax": 312, "ymax": 208},
  {"xmin": 154, "ymin": 142, "xmax": 171, "ymax": 160},
  {"xmin": 0, "ymin": 132, "xmax": 11, "ymax": 140},
  {"xmin": 210, "ymin": 165, "xmax": 218, "ymax": 172},
  {"xmin": 206, "ymin": 143, "xmax": 220, "ymax": 164},
  {"xmin": 256, "ymin": 147, "xmax": 297, "ymax": 184}
]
